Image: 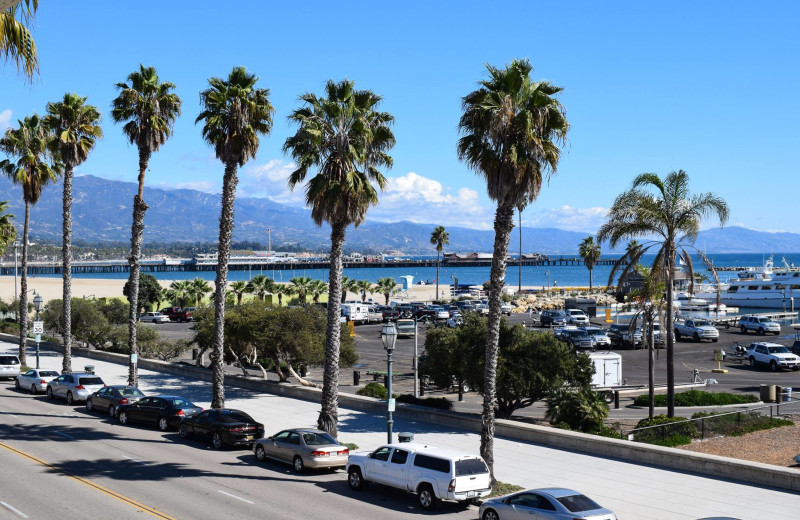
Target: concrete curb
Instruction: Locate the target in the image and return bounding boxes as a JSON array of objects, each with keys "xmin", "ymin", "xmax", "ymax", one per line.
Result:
[{"xmin": 4, "ymin": 333, "xmax": 799, "ymax": 493}]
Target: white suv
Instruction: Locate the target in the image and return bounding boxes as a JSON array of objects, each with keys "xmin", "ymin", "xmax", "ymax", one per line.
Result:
[
  {"xmin": 747, "ymin": 342, "xmax": 800, "ymax": 371},
  {"xmin": 565, "ymin": 309, "xmax": 589, "ymax": 325},
  {"xmin": 739, "ymin": 315, "xmax": 781, "ymax": 335}
]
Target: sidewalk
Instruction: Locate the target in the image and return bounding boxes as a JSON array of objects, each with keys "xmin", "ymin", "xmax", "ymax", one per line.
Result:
[{"xmin": 2, "ymin": 340, "xmax": 798, "ymax": 520}]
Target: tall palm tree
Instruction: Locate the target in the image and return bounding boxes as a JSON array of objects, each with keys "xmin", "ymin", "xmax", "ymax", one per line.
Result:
[
  {"xmin": 0, "ymin": 113, "xmax": 61, "ymax": 365},
  {"xmin": 197, "ymin": 66, "xmax": 274, "ymax": 409},
  {"xmin": 272, "ymin": 283, "xmax": 293, "ymax": 306},
  {"xmin": 430, "ymin": 226, "xmax": 449, "ymax": 302},
  {"xmin": 284, "ymin": 78, "xmax": 395, "ymax": 436},
  {"xmin": 111, "ymin": 64, "xmax": 181, "ymax": 387},
  {"xmin": 578, "ymin": 236, "xmax": 601, "ymax": 291},
  {"xmin": 290, "ymin": 276, "xmax": 313, "ymax": 304},
  {"xmin": 189, "ymin": 276, "xmax": 212, "ymax": 306},
  {"xmin": 374, "ymin": 277, "xmax": 397, "ymax": 305},
  {"xmin": 0, "ymin": 200, "xmax": 16, "ymax": 254},
  {"xmin": 43, "ymin": 93, "xmax": 102, "ymax": 374},
  {"xmin": 309, "ymin": 279, "xmax": 327, "ymax": 303},
  {"xmin": 166, "ymin": 280, "xmax": 192, "ymax": 307},
  {"xmin": 355, "ymin": 279, "xmax": 372, "ymax": 303},
  {"xmin": 339, "ymin": 276, "xmax": 359, "ymax": 304},
  {"xmin": 1, "ymin": 0, "xmax": 38, "ymax": 81},
  {"xmin": 457, "ymin": 59, "xmax": 568, "ymax": 481},
  {"xmin": 247, "ymin": 274, "xmax": 274, "ymax": 301},
  {"xmin": 597, "ymin": 170, "xmax": 728, "ymax": 417},
  {"xmin": 230, "ymin": 280, "xmax": 248, "ymax": 305}
]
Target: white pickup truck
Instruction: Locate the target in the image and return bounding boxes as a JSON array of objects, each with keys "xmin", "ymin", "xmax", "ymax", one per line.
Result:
[
  {"xmin": 674, "ymin": 319, "xmax": 719, "ymax": 342},
  {"xmin": 746, "ymin": 342, "xmax": 800, "ymax": 371},
  {"xmin": 346, "ymin": 442, "xmax": 492, "ymax": 510}
]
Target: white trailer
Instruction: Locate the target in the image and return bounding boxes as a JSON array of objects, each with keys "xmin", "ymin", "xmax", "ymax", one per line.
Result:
[
  {"xmin": 589, "ymin": 352, "xmax": 623, "ymax": 402},
  {"xmin": 341, "ymin": 303, "xmax": 369, "ymax": 325}
]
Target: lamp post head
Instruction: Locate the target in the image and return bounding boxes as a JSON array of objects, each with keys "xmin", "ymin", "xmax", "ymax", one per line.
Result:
[
  {"xmin": 33, "ymin": 293, "xmax": 43, "ymax": 311},
  {"xmin": 380, "ymin": 322, "xmax": 398, "ymax": 352}
]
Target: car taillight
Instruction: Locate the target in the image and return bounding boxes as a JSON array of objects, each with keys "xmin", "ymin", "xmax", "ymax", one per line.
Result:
[
  {"xmin": 448, "ymin": 479, "xmax": 456, "ymax": 492},
  {"xmin": 175, "ymin": 409, "xmax": 185, "ymax": 416},
  {"xmin": 119, "ymin": 398, "xmax": 128, "ymax": 405},
  {"xmin": 310, "ymin": 450, "xmax": 329, "ymax": 457},
  {"xmin": 40, "ymin": 379, "xmax": 46, "ymax": 384},
  {"xmin": 75, "ymin": 385, "xmax": 85, "ymax": 390}
]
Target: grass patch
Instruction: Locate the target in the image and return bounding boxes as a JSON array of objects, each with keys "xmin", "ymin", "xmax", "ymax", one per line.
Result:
[
  {"xmin": 650, "ymin": 434, "xmax": 693, "ymax": 447},
  {"xmin": 633, "ymin": 390, "xmax": 759, "ymax": 407},
  {"xmin": 487, "ymin": 481, "xmax": 524, "ymax": 498}
]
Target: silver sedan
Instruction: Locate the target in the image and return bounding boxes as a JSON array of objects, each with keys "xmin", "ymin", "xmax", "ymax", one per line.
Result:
[
  {"xmin": 15, "ymin": 369, "xmax": 60, "ymax": 393},
  {"xmin": 479, "ymin": 488, "xmax": 617, "ymax": 520},
  {"xmin": 253, "ymin": 428, "xmax": 350, "ymax": 472}
]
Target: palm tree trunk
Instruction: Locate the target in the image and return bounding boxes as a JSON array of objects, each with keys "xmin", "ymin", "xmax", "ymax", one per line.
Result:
[
  {"xmin": 481, "ymin": 201, "xmax": 514, "ymax": 485},
  {"xmin": 318, "ymin": 223, "xmax": 345, "ymax": 436},
  {"xmin": 62, "ymin": 164, "xmax": 74, "ymax": 373},
  {"xmin": 126, "ymin": 150, "xmax": 150, "ymax": 386},
  {"xmin": 435, "ymin": 250, "xmax": 440, "ymax": 302},
  {"xmin": 18, "ymin": 202, "xmax": 30, "ymax": 366},
  {"xmin": 589, "ymin": 267, "xmax": 593, "ymax": 291},
  {"xmin": 665, "ymin": 243, "xmax": 676, "ymax": 417},
  {"xmin": 210, "ymin": 161, "xmax": 239, "ymax": 409}
]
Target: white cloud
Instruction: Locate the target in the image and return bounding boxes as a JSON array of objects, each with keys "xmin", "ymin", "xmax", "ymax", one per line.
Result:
[
  {"xmin": 0, "ymin": 109, "xmax": 12, "ymax": 133},
  {"xmin": 525, "ymin": 205, "xmax": 609, "ymax": 233},
  {"xmin": 239, "ymin": 159, "xmax": 305, "ymax": 205}
]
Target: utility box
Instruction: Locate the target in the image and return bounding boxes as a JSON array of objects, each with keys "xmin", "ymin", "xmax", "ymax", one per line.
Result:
[
  {"xmin": 589, "ymin": 352, "xmax": 622, "ymax": 387},
  {"xmin": 565, "ymin": 298, "xmax": 597, "ymax": 318}
]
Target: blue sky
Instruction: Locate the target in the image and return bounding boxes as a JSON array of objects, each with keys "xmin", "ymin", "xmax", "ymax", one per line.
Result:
[{"xmin": 2, "ymin": 1, "xmax": 798, "ymax": 234}]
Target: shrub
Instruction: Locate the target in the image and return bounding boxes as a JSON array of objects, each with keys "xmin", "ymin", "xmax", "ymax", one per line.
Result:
[
  {"xmin": 691, "ymin": 410, "xmax": 794, "ymax": 436},
  {"xmin": 633, "ymin": 414, "xmax": 698, "ymax": 446},
  {"xmin": 633, "ymin": 390, "xmax": 759, "ymax": 407},
  {"xmin": 357, "ymin": 382, "xmax": 388, "ymax": 399},
  {"xmin": 396, "ymin": 394, "xmax": 453, "ymax": 410},
  {"xmin": 545, "ymin": 388, "xmax": 609, "ymax": 433},
  {"xmin": 650, "ymin": 434, "xmax": 693, "ymax": 447},
  {"xmin": 487, "ymin": 481, "xmax": 524, "ymax": 498}
]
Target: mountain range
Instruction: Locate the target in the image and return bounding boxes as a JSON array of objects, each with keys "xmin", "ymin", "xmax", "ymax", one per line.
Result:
[{"xmin": 0, "ymin": 174, "xmax": 798, "ymax": 254}]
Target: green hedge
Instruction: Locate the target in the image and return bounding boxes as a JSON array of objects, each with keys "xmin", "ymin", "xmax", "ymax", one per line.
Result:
[
  {"xmin": 633, "ymin": 390, "xmax": 759, "ymax": 407},
  {"xmin": 633, "ymin": 414, "xmax": 698, "ymax": 446},
  {"xmin": 357, "ymin": 382, "xmax": 389, "ymax": 399},
  {"xmin": 396, "ymin": 394, "xmax": 453, "ymax": 410}
]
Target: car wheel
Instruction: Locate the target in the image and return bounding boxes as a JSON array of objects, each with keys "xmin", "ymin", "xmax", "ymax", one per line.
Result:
[
  {"xmin": 31, "ymin": 384, "xmax": 37, "ymax": 394},
  {"xmin": 178, "ymin": 423, "xmax": 190, "ymax": 439},
  {"xmin": 109, "ymin": 405, "xmax": 116, "ymax": 418},
  {"xmin": 118, "ymin": 411, "xmax": 129, "ymax": 424},
  {"xmin": 674, "ymin": 330, "xmax": 681, "ymax": 340},
  {"xmin": 348, "ymin": 468, "xmax": 365, "ymax": 490},
  {"xmin": 65, "ymin": 392, "xmax": 74, "ymax": 406},
  {"xmin": 158, "ymin": 417, "xmax": 169, "ymax": 431},
  {"xmin": 255, "ymin": 444, "xmax": 266, "ymax": 461},
  {"xmin": 758, "ymin": 327, "xmax": 765, "ymax": 336},
  {"xmin": 46, "ymin": 386, "xmax": 54, "ymax": 399},
  {"xmin": 770, "ymin": 361, "xmax": 778, "ymax": 372},
  {"xmin": 749, "ymin": 357, "xmax": 757, "ymax": 368},
  {"xmin": 212, "ymin": 432, "xmax": 224, "ymax": 449},
  {"xmin": 693, "ymin": 333, "xmax": 700, "ymax": 342},
  {"xmin": 86, "ymin": 399, "xmax": 93, "ymax": 412},
  {"xmin": 461, "ymin": 381, "xmax": 471, "ymax": 393},
  {"xmin": 482, "ymin": 509, "xmax": 499, "ymax": 520},
  {"xmin": 293, "ymin": 456, "xmax": 304, "ymax": 473},
  {"xmin": 418, "ymin": 484, "xmax": 438, "ymax": 510},
  {"xmin": 741, "ymin": 326, "xmax": 747, "ymax": 334},
  {"xmin": 14, "ymin": 378, "xmax": 20, "ymax": 390}
]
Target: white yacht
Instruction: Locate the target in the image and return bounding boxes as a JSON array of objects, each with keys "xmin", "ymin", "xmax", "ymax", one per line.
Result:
[{"xmin": 696, "ymin": 257, "xmax": 800, "ymax": 309}]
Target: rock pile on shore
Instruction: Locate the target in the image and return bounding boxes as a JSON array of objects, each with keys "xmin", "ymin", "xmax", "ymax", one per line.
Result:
[{"xmin": 510, "ymin": 291, "xmax": 617, "ymax": 312}]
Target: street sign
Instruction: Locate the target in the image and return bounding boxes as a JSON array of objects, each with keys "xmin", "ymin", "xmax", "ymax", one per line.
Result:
[
  {"xmin": 130, "ymin": 353, "xmax": 138, "ymax": 364},
  {"xmin": 33, "ymin": 321, "xmax": 44, "ymax": 334},
  {"xmin": 387, "ymin": 398, "xmax": 396, "ymax": 412}
]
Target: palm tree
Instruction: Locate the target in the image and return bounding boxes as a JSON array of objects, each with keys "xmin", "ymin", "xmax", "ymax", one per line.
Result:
[
  {"xmin": 230, "ymin": 280, "xmax": 248, "ymax": 305},
  {"xmin": 578, "ymin": 236, "xmax": 601, "ymax": 291},
  {"xmin": 457, "ymin": 59, "xmax": 568, "ymax": 481},
  {"xmin": 111, "ymin": 64, "xmax": 181, "ymax": 387},
  {"xmin": 0, "ymin": 200, "xmax": 16, "ymax": 254},
  {"xmin": 309, "ymin": 279, "xmax": 327, "ymax": 303},
  {"xmin": 340, "ymin": 276, "xmax": 359, "ymax": 304},
  {"xmin": 430, "ymin": 226, "xmax": 449, "ymax": 302},
  {"xmin": 272, "ymin": 283, "xmax": 294, "ymax": 306},
  {"xmin": 43, "ymin": 93, "xmax": 102, "ymax": 374},
  {"xmin": 247, "ymin": 274, "xmax": 274, "ymax": 301},
  {"xmin": 290, "ymin": 276, "xmax": 313, "ymax": 304},
  {"xmin": 1, "ymin": 0, "xmax": 38, "ymax": 81},
  {"xmin": 284, "ymin": 78, "xmax": 395, "ymax": 436},
  {"xmin": 0, "ymin": 113, "xmax": 61, "ymax": 365},
  {"xmin": 189, "ymin": 277, "xmax": 212, "ymax": 306},
  {"xmin": 355, "ymin": 279, "xmax": 372, "ymax": 303},
  {"xmin": 166, "ymin": 280, "xmax": 192, "ymax": 307},
  {"xmin": 374, "ymin": 277, "xmax": 397, "ymax": 305},
  {"xmin": 197, "ymin": 66, "xmax": 274, "ymax": 409},
  {"xmin": 597, "ymin": 170, "xmax": 728, "ymax": 417}
]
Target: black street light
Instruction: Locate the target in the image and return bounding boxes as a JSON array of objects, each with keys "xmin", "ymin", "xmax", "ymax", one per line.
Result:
[
  {"xmin": 380, "ymin": 322, "xmax": 398, "ymax": 443},
  {"xmin": 33, "ymin": 292, "xmax": 43, "ymax": 369}
]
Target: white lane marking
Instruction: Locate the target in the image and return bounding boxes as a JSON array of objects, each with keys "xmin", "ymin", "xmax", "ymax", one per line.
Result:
[
  {"xmin": 54, "ymin": 431, "xmax": 74, "ymax": 439},
  {"xmin": 217, "ymin": 490, "xmax": 254, "ymax": 504},
  {"xmin": 122, "ymin": 455, "xmax": 147, "ymax": 465},
  {"xmin": 0, "ymin": 411, "xmax": 18, "ymax": 417},
  {"xmin": 0, "ymin": 501, "xmax": 29, "ymax": 518}
]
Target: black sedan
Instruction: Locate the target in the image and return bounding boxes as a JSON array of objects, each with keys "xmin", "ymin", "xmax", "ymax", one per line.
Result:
[
  {"xmin": 117, "ymin": 395, "xmax": 202, "ymax": 431},
  {"xmin": 86, "ymin": 385, "xmax": 146, "ymax": 417},
  {"xmin": 178, "ymin": 408, "xmax": 264, "ymax": 449}
]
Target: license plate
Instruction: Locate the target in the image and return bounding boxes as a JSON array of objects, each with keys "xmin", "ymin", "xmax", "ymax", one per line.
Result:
[
  {"xmin": 466, "ymin": 491, "xmax": 475, "ymax": 498},
  {"xmin": 244, "ymin": 435, "xmax": 253, "ymax": 441}
]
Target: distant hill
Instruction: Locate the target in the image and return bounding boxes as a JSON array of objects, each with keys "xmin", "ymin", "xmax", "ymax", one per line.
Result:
[{"xmin": 0, "ymin": 175, "xmax": 797, "ymax": 254}]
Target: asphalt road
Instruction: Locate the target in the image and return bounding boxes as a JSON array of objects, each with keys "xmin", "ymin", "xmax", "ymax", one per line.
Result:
[{"xmin": 0, "ymin": 384, "xmax": 478, "ymax": 520}]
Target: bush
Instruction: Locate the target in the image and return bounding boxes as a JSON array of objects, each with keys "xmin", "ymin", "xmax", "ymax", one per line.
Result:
[
  {"xmin": 633, "ymin": 414, "xmax": 698, "ymax": 445},
  {"xmin": 545, "ymin": 388, "xmax": 609, "ymax": 433},
  {"xmin": 0, "ymin": 321, "xmax": 19, "ymax": 334},
  {"xmin": 691, "ymin": 410, "xmax": 794, "ymax": 437},
  {"xmin": 650, "ymin": 434, "xmax": 693, "ymax": 447},
  {"xmin": 487, "ymin": 481, "xmax": 524, "ymax": 498},
  {"xmin": 633, "ymin": 390, "xmax": 759, "ymax": 407},
  {"xmin": 357, "ymin": 382, "xmax": 388, "ymax": 399},
  {"xmin": 396, "ymin": 394, "xmax": 453, "ymax": 410}
]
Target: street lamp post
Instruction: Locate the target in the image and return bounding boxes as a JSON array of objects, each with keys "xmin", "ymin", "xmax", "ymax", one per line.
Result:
[
  {"xmin": 546, "ymin": 270, "xmax": 550, "ymax": 293},
  {"xmin": 413, "ymin": 316, "xmax": 419, "ymax": 398},
  {"xmin": 380, "ymin": 322, "xmax": 398, "ymax": 444},
  {"xmin": 33, "ymin": 292, "xmax": 43, "ymax": 369}
]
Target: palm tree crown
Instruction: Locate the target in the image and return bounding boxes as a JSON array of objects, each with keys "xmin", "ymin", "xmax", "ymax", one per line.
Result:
[
  {"xmin": 578, "ymin": 236, "xmax": 601, "ymax": 290},
  {"xmin": 374, "ymin": 277, "xmax": 397, "ymax": 305},
  {"xmin": 1, "ymin": 0, "xmax": 38, "ymax": 80},
  {"xmin": 430, "ymin": 226, "xmax": 449, "ymax": 301},
  {"xmin": 0, "ymin": 200, "xmax": 15, "ymax": 253}
]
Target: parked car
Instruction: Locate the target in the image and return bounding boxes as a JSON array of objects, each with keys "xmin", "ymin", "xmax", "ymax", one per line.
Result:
[
  {"xmin": 414, "ymin": 308, "xmax": 438, "ymax": 321},
  {"xmin": 178, "ymin": 408, "xmax": 264, "ymax": 449},
  {"xmin": 346, "ymin": 442, "xmax": 492, "ymax": 510},
  {"xmin": 86, "ymin": 385, "xmax": 146, "ymax": 417},
  {"xmin": 429, "ymin": 306, "xmax": 450, "ymax": 320},
  {"xmin": 739, "ymin": 315, "xmax": 781, "ymax": 335},
  {"xmin": 580, "ymin": 327, "xmax": 612, "ymax": 348},
  {"xmin": 395, "ymin": 318, "xmax": 416, "ymax": 337},
  {"xmin": 0, "ymin": 354, "xmax": 21, "ymax": 380},
  {"xmin": 746, "ymin": 342, "xmax": 800, "ymax": 371},
  {"xmin": 15, "ymin": 368, "xmax": 59, "ymax": 393},
  {"xmin": 117, "ymin": 395, "xmax": 202, "ymax": 431},
  {"xmin": 540, "ymin": 310, "xmax": 567, "ymax": 328},
  {"xmin": 138, "ymin": 311, "xmax": 170, "ymax": 324},
  {"xmin": 46, "ymin": 372, "xmax": 106, "ymax": 405},
  {"xmin": 606, "ymin": 323, "xmax": 631, "ymax": 347},
  {"xmin": 479, "ymin": 487, "xmax": 617, "ymax": 520},
  {"xmin": 379, "ymin": 306, "xmax": 400, "ymax": 322},
  {"xmin": 182, "ymin": 307, "xmax": 198, "ymax": 321},
  {"xmin": 159, "ymin": 306, "xmax": 184, "ymax": 322},
  {"xmin": 557, "ymin": 328, "xmax": 595, "ymax": 352},
  {"xmin": 674, "ymin": 319, "xmax": 719, "ymax": 342},
  {"xmin": 254, "ymin": 428, "xmax": 349, "ymax": 472},
  {"xmin": 446, "ymin": 316, "xmax": 463, "ymax": 328},
  {"xmin": 500, "ymin": 302, "xmax": 513, "ymax": 316},
  {"xmin": 565, "ymin": 309, "xmax": 589, "ymax": 325},
  {"xmin": 367, "ymin": 305, "xmax": 383, "ymax": 323}
]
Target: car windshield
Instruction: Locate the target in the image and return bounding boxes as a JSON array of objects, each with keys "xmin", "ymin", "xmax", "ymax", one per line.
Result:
[
  {"xmin": 768, "ymin": 346, "xmax": 791, "ymax": 354},
  {"xmin": 758, "ymin": 318, "xmax": 772, "ymax": 323},
  {"xmin": 557, "ymin": 494, "xmax": 602, "ymax": 513},
  {"xmin": 79, "ymin": 377, "xmax": 104, "ymax": 385},
  {"xmin": 303, "ymin": 432, "xmax": 337, "ymax": 445},
  {"xmin": 454, "ymin": 458, "xmax": 489, "ymax": 476},
  {"xmin": 39, "ymin": 371, "xmax": 59, "ymax": 377},
  {"xmin": 695, "ymin": 321, "xmax": 712, "ymax": 327},
  {"xmin": 0, "ymin": 356, "xmax": 19, "ymax": 365},
  {"xmin": 121, "ymin": 388, "xmax": 145, "ymax": 397}
]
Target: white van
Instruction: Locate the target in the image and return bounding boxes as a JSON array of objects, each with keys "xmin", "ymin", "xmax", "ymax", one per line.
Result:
[{"xmin": 341, "ymin": 303, "xmax": 369, "ymax": 325}]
